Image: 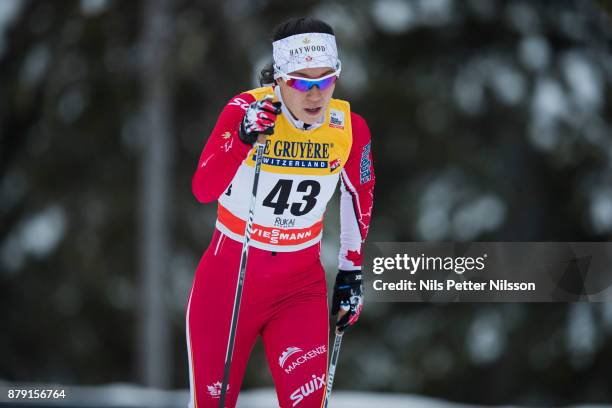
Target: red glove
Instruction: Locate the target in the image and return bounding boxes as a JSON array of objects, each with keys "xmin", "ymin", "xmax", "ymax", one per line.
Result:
[{"xmin": 239, "ymin": 98, "xmax": 282, "ymax": 144}]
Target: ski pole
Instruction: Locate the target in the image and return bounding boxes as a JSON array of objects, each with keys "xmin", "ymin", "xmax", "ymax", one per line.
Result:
[
  {"xmin": 324, "ymin": 330, "xmax": 344, "ymax": 407},
  {"xmin": 219, "ymin": 96, "xmax": 274, "ymax": 408}
]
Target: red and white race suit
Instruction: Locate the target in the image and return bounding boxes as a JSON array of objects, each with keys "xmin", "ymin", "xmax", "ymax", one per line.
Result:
[{"xmin": 187, "ymin": 85, "xmax": 375, "ymax": 408}]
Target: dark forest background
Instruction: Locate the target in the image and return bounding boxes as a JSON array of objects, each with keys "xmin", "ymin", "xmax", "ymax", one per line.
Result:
[{"xmin": 1, "ymin": 0, "xmax": 612, "ymax": 406}]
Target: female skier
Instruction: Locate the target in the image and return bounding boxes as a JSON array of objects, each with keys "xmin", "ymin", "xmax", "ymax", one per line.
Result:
[{"xmin": 187, "ymin": 17, "xmax": 375, "ymax": 408}]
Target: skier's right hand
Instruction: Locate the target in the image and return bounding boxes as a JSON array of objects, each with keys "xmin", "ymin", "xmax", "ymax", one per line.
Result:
[{"xmin": 239, "ymin": 97, "xmax": 282, "ymax": 145}]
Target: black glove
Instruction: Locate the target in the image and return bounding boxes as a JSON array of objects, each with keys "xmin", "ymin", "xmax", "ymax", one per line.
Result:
[
  {"xmin": 331, "ymin": 270, "xmax": 363, "ymax": 332},
  {"xmin": 239, "ymin": 98, "xmax": 282, "ymax": 145}
]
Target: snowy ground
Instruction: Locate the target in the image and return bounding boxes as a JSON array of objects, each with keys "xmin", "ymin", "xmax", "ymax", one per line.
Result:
[{"xmin": 0, "ymin": 382, "xmax": 611, "ymax": 407}]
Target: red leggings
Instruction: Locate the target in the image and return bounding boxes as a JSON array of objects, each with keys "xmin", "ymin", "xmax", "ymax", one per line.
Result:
[{"xmin": 186, "ymin": 229, "xmax": 329, "ymax": 408}]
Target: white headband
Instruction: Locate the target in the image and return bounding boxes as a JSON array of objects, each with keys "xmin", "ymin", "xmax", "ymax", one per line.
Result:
[{"xmin": 272, "ymin": 32, "xmax": 340, "ymax": 78}]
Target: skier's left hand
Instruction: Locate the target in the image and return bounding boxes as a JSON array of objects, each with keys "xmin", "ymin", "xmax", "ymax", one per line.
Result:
[{"xmin": 331, "ymin": 270, "xmax": 363, "ymax": 332}]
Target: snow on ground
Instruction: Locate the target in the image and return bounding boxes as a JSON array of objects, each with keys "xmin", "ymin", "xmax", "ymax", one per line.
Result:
[{"xmin": 237, "ymin": 388, "xmax": 483, "ymax": 408}]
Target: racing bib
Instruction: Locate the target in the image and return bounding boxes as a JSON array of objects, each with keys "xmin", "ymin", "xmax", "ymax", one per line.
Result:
[{"xmin": 216, "ymin": 86, "xmax": 353, "ymax": 251}]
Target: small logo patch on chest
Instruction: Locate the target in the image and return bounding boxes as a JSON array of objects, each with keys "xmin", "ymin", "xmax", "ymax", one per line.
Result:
[
  {"xmin": 329, "ymin": 109, "xmax": 345, "ymax": 129},
  {"xmin": 329, "ymin": 158, "xmax": 341, "ymax": 172}
]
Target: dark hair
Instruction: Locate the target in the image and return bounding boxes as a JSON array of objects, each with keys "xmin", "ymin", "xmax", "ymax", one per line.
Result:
[{"xmin": 259, "ymin": 17, "xmax": 335, "ymax": 86}]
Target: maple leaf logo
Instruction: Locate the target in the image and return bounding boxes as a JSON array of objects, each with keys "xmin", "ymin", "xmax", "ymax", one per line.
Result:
[
  {"xmin": 222, "ymin": 131, "xmax": 231, "ymax": 139},
  {"xmin": 207, "ymin": 381, "xmax": 229, "ymax": 398},
  {"xmin": 346, "ymin": 250, "xmax": 362, "ymax": 266},
  {"xmin": 302, "ymin": 37, "xmax": 311, "ymax": 44}
]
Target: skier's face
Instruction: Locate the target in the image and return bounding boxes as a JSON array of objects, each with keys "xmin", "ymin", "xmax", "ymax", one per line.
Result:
[{"xmin": 277, "ymin": 67, "xmax": 336, "ymax": 124}]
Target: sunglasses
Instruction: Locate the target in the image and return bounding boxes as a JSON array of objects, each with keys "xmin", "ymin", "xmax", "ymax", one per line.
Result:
[{"xmin": 275, "ymin": 63, "xmax": 341, "ymax": 92}]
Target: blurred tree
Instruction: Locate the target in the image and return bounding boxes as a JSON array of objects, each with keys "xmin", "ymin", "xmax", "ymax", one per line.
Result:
[{"xmin": 137, "ymin": 0, "xmax": 174, "ymax": 389}]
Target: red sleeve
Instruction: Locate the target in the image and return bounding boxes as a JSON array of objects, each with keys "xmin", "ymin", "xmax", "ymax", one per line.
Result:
[
  {"xmin": 191, "ymin": 93, "xmax": 256, "ymax": 203},
  {"xmin": 338, "ymin": 112, "xmax": 375, "ymax": 270}
]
